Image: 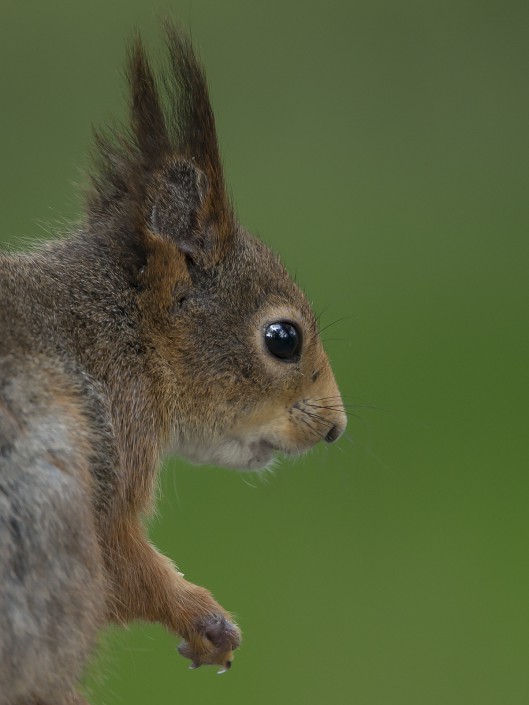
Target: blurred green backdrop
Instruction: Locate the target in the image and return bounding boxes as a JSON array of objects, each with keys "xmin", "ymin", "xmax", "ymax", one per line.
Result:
[{"xmin": 1, "ymin": 1, "xmax": 528, "ymax": 703}]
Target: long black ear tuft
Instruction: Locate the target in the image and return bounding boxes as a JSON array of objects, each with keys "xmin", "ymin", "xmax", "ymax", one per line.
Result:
[
  {"xmin": 85, "ymin": 22, "xmax": 234, "ymax": 261},
  {"xmin": 127, "ymin": 35, "xmax": 170, "ymax": 165},
  {"xmin": 163, "ymin": 24, "xmax": 231, "ymax": 240}
]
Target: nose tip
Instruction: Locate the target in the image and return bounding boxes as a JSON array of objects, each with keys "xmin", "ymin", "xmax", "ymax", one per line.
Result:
[{"xmin": 324, "ymin": 423, "xmax": 344, "ymax": 443}]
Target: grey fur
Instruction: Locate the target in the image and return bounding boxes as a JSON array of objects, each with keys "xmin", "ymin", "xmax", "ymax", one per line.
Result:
[{"xmin": 0, "ymin": 25, "xmax": 346, "ymax": 704}]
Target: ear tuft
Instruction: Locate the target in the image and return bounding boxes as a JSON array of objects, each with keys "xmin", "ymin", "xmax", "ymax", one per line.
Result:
[
  {"xmin": 127, "ymin": 35, "xmax": 170, "ymax": 165},
  {"xmin": 86, "ymin": 22, "xmax": 234, "ymax": 262}
]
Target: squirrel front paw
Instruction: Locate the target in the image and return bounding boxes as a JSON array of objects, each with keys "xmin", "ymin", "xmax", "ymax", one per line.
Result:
[{"xmin": 178, "ymin": 613, "xmax": 241, "ymax": 674}]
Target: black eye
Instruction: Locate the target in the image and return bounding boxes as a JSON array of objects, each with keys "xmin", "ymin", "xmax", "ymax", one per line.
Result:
[{"xmin": 264, "ymin": 322, "xmax": 301, "ymax": 361}]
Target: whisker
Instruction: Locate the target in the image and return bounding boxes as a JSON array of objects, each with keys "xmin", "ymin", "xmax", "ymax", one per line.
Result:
[
  {"xmin": 321, "ymin": 338, "xmax": 347, "ymax": 344},
  {"xmin": 315, "ymin": 305, "xmax": 332, "ymax": 327},
  {"xmin": 240, "ymin": 475, "xmax": 259, "ymax": 489},
  {"xmin": 306, "ymin": 404, "xmax": 361, "ymax": 421},
  {"xmin": 303, "ymin": 412, "xmax": 330, "ymax": 427},
  {"xmin": 310, "ymin": 401, "xmax": 375, "ymax": 410},
  {"xmin": 307, "ymin": 314, "xmax": 350, "ymax": 345},
  {"xmin": 317, "ymin": 316, "xmax": 350, "ymax": 337},
  {"xmin": 312, "ymin": 396, "xmax": 385, "ymax": 412},
  {"xmin": 344, "ymin": 432, "xmax": 357, "ymax": 447},
  {"xmin": 296, "ymin": 408, "xmax": 331, "ymax": 429},
  {"xmin": 307, "ymin": 403, "xmax": 349, "ymax": 410}
]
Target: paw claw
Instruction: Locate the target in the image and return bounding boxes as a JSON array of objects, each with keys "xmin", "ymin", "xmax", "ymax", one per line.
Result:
[
  {"xmin": 217, "ymin": 660, "xmax": 232, "ymax": 675},
  {"xmin": 178, "ymin": 613, "xmax": 240, "ymax": 671}
]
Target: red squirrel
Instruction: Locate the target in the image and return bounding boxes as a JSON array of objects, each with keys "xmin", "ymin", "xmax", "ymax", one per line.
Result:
[{"xmin": 0, "ymin": 23, "xmax": 346, "ymax": 704}]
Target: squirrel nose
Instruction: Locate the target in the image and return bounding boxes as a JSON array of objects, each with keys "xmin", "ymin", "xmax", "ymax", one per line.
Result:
[{"xmin": 324, "ymin": 423, "xmax": 344, "ymax": 443}]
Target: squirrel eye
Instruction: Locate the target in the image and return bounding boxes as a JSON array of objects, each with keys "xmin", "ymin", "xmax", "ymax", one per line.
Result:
[{"xmin": 264, "ymin": 322, "xmax": 301, "ymax": 361}]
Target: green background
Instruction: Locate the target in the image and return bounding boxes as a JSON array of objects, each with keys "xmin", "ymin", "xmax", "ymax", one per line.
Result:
[{"xmin": 1, "ymin": 1, "xmax": 528, "ymax": 703}]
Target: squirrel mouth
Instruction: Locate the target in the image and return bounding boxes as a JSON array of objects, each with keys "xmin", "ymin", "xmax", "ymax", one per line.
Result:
[
  {"xmin": 248, "ymin": 439, "xmax": 279, "ymax": 469},
  {"xmin": 246, "ymin": 438, "xmax": 306, "ymax": 470}
]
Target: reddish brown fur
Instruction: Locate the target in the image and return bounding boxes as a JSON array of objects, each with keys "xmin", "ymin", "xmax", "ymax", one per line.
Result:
[{"xmin": 0, "ymin": 23, "xmax": 346, "ymax": 704}]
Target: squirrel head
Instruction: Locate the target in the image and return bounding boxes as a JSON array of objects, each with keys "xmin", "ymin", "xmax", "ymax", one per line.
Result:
[{"xmin": 86, "ymin": 24, "xmax": 346, "ymax": 470}]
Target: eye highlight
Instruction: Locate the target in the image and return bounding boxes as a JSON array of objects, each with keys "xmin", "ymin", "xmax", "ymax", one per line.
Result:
[{"xmin": 264, "ymin": 322, "xmax": 301, "ymax": 361}]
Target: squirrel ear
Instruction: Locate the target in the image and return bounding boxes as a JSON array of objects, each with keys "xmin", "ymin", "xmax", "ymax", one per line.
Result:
[
  {"xmin": 87, "ymin": 25, "xmax": 235, "ymax": 261},
  {"xmin": 149, "ymin": 160, "xmax": 209, "ymax": 259}
]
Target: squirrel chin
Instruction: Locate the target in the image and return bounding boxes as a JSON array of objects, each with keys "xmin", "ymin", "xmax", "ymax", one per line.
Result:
[{"xmin": 171, "ymin": 437, "xmax": 287, "ymax": 472}]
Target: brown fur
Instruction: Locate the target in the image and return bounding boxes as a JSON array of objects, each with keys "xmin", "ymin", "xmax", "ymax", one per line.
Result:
[{"xmin": 0, "ymin": 24, "xmax": 346, "ymax": 704}]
